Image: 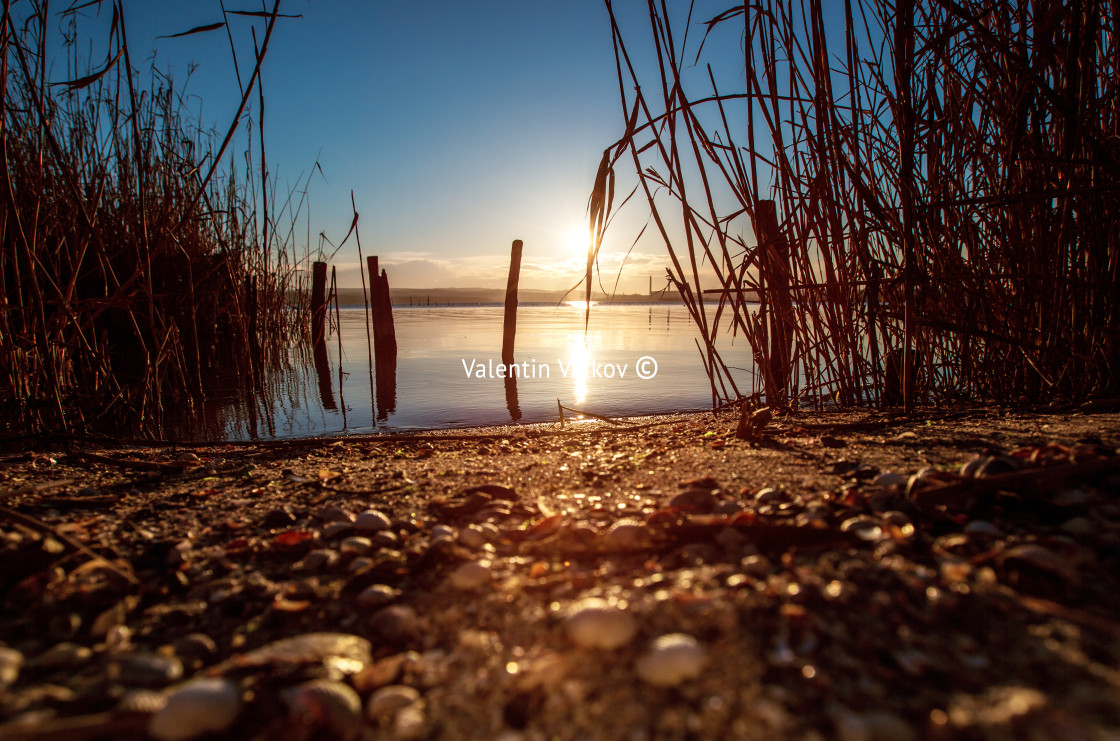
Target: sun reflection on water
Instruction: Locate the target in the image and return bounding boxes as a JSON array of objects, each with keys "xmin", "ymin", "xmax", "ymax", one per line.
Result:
[{"xmin": 565, "ymin": 340, "xmax": 592, "ymax": 404}]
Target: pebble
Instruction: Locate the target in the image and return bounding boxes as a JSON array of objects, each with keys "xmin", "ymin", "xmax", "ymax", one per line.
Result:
[
  {"xmin": 148, "ymin": 678, "xmax": 241, "ymax": 741},
  {"xmin": 634, "ymin": 634, "xmax": 708, "ymax": 687},
  {"xmin": 282, "ymin": 679, "xmax": 363, "ymax": 740},
  {"xmin": 564, "ymin": 598, "xmax": 638, "ymax": 649},
  {"xmin": 975, "ymin": 455, "xmax": 1020, "ymax": 477},
  {"xmin": 448, "ymin": 560, "xmax": 492, "ymax": 590},
  {"xmin": 30, "ymin": 642, "xmax": 93, "ymax": 669},
  {"xmin": 373, "ymin": 530, "xmax": 400, "ymax": 548},
  {"xmin": 172, "ymin": 633, "xmax": 217, "ymax": 667},
  {"xmin": 754, "ymin": 487, "xmax": 787, "ymax": 504},
  {"xmin": 222, "ymin": 633, "xmax": 371, "ymax": 676},
  {"xmin": 321, "ymin": 506, "xmax": 356, "ymax": 524},
  {"xmin": 602, "ymin": 519, "xmax": 650, "ymax": 550},
  {"xmin": 872, "ymin": 472, "xmax": 908, "ymax": 488},
  {"xmin": 371, "ymin": 605, "xmax": 420, "ymax": 643},
  {"xmin": 964, "ymin": 520, "xmax": 1005, "ymax": 538},
  {"xmin": 358, "ymin": 584, "xmax": 402, "ymax": 609},
  {"xmin": 111, "ymin": 652, "xmax": 184, "ymax": 687},
  {"xmin": 322, "ymin": 522, "xmax": 352, "ymax": 539},
  {"xmin": 355, "ymin": 510, "xmax": 392, "ymax": 533},
  {"xmin": 366, "ymin": 684, "xmax": 421, "ymax": 721},
  {"xmin": 670, "ymin": 488, "xmax": 718, "ymax": 512},
  {"xmin": 458, "ymin": 525, "xmax": 488, "ymax": 549},
  {"xmin": 0, "ymin": 646, "xmax": 22, "ymax": 687},
  {"xmin": 832, "ymin": 707, "xmax": 917, "ymax": 741},
  {"xmin": 1060, "ymin": 516, "xmax": 1095, "ymax": 534},
  {"xmin": 959, "ymin": 456, "xmax": 986, "ymax": 478},
  {"xmin": 392, "ymin": 701, "xmax": 428, "ymax": 740},
  {"xmin": 840, "ymin": 516, "xmax": 883, "ymax": 541},
  {"xmin": 302, "ymin": 548, "xmax": 341, "ymax": 570},
  {"xmin": 340, "ymin": 536, "xmax": 374, "ymax": 557}
]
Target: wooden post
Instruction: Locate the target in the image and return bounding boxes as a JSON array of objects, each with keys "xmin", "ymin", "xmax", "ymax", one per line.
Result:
[
  {"xmin": 367, "ymin": 257, "xmax": 397, "ymax": 364},
  {"xmin": 502, "ymin": 240, "xmax": 523, "ymax": 367},
  {"xmin": 753, "ymin": 201, "xmax": 792, "ymax": 406},
  {"xmin": 310, "ymin": 261, "xmax": 328, "ymax": 350}
]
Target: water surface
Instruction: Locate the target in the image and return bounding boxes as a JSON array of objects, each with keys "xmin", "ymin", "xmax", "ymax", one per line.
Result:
[{"xmin": 203, "ymin": 303, "xmax": 756, "ymax": 439}]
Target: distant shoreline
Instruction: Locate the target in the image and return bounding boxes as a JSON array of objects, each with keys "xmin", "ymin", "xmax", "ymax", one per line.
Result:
[{"xmin": 329, "ymin": 286, "xmax": 759, "ymax": 307}]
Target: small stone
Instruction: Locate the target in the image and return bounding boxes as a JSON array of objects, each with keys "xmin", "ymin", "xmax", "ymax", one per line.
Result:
[
  {"xmin": 302, "ymin": 548, "xmax": 341, "ymax": 570},
  {"xmin": 172, "ymin": 633, "xmax": 217, "ymax": 666},
  {"xmin": 392, "ymin": 701, "xmax": 427, "ymax": 740},
  {"xmin": 358, "ymin": 584, "xmax": 401, "ymax": 610},
  {"xmin": 30, "ymin": 642, "xmax": 93, "ymax": 669},
  {"xmin": 872, "ymin": 472, "xmax": 908, "ymax": 488},
  {"xmin": 431, "ymin": 524, "xmax": 456, "ymax": 540},
  {"xmin": 349, "ymin": 556, "xmax": 375, "ymax": 573},
  {"xmin": 282, "ymin": 679, "xmax": 362, "ymax": 740},
  {"xmin": 964, "ymin": 520, "xmax": 1005, "ymax": 538},
  {"xmin": 0, "ymin": 647, "xmax": 22, "ymax": 687},
  {"xmin": 322, "ymin": 522, "xmax": 352, "ymax": 539},
  {"xmin": 754, "ymin": 487, "xmax": 786, "ymax": 504},
  {"xmin": 959, "ymin": 456, "xmax": 986, "ymax": 478},
  {"xmin": 117, "ymin": 689, "xmax": 167, "ymax": 714},
  {"xmin": 976, "ymin": 456, "xmax": 1020, "ymax": 477},
  {"xmin": 1060, "ymin": 516, "xmax": 1094, "ymax": 535},
  {"xmin": 840, "ymin": 516, "xmax": 883, "ymax": 541},
  {"xmin": 371, "ymin": 605, "xmax": 420, "ymax": 643},
  {"xmin": 321, "ymin": 506, "xmax": 356, "ymax": 524},
  {"xmin": 448, "ymin": 560, "xmax": 492, "ymax": 590},
  {"xmin": 564, "ymin": 598, "xmax": 638, "ymax": 650},
  {"xmin": 366, "ymin": 684, "xmax": 421, "ymax": 721},
  {"xmin": 602, "ymin": 519, "xmax": 650, "ymax": 550},
  {"xmin": 355, "ymin": 510, "xmax": 392, "ymax": 533},
  {"xmin": 458, "ymin": 525, "xmax": 488, "ymax": 549},
  {"xmin": 635, "ymin": 634, "xmax": 707, "ymax": 687},
  {"xmin": 148, "ymin": 678, "xmax": 241, "ymax": 741},
  {"xmin": 340, "ymin": 536, "xmax": 373, "ymax": 556},
  {"xmin": 669, "ymin": 488, "xmax": 718, "ymax": 512},
  {"xmin": 217, "ymin": 633, "xmax": 371, "ymax": 677},
  {"xmin": 373, "ymin": 531, "xmax": 400, "ymax": 548},
  {"xmin": 111, "ymin": 653, "xmax": 184, "ymax": 687}
]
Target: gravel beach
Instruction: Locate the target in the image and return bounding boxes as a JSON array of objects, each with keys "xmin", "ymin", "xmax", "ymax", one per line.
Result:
[{"xmin": 1, "ymin": 407, "xmax": 1119, "ymax": 740}]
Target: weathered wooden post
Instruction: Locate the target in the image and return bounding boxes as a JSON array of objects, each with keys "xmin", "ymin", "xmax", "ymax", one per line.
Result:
[
  {"xmin": 367, "ymin": 256, "xmax": 397, "ymax": 364},
  {"xmin": 310, "ymin": 261, "xmax": 328, "ymax": 350},
  {"xmin": 502, "ymin": 240, "xmax": 523, "ymax": 367},
  {"xmin": 753, "ymin": 201, "xmax": 793, "ymax": 406}
]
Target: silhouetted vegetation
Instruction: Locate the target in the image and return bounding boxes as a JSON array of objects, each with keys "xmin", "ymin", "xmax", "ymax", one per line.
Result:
[
  {"xmin": 592, "ymin": 0, "xmax": 1119, "ymax": 409},
  {"xmin": 1, "ymin": 1, "xmax": 310, "ymax": 437}
]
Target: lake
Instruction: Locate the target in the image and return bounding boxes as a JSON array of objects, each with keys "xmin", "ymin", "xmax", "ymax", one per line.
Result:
[{"xmin": 204, "ymin": 302, "xmax": 757, "ymax": 439}]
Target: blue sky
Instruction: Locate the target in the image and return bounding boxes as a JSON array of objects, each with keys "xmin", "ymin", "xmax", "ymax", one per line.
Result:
[{"xmin": 31, "ymin": 0, "xmax": 752, "ymax": 292}]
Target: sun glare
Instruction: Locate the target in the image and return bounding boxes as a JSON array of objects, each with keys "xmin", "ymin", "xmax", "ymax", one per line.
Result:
[{"xmin": 564, "ymin": 225, "xmax": 590, "ymax": 261}]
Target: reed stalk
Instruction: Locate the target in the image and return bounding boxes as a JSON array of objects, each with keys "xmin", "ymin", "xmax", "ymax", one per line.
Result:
[
  {"xmin": 0, "ymin": 0, "xmax": 308, "ymax": 438},
  {"xmin": 592, "ymin": 0, "xmax": 1119, "ymax": 409}
]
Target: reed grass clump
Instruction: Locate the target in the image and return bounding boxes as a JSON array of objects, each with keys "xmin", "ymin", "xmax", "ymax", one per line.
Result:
[
  {"xmin": 1, "ymin": 1, "xmax": 307, "ymax": 438},
  {"xmin": 592, "ymin": 0, "xmax": 1119, "ymax": 409}
]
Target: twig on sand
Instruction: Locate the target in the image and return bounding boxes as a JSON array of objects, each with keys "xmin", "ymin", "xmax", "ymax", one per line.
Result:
[{"xmin": 0, "ymin": 505, "xmax": 139, "ymax": 586}]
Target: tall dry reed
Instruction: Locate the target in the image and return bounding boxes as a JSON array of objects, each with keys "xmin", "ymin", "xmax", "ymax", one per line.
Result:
[
  {"xmin": 590, "ymin": 0, "xmax": 1119, "ymax": 410},
  {"xmin": 1, "ymin": 0, "xmax": 310, "ymax": 438}
]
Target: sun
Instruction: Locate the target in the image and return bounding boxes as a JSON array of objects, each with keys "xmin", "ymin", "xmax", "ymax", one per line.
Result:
[{"xmin": 563, "ymin": 225, "xmax": 590, "ymax": 261}]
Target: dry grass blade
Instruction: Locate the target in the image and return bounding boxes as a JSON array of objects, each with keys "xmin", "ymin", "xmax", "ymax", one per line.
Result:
[{"xmin": 590, "ymin": 0, "xmax": 1120, "ymax": 411}]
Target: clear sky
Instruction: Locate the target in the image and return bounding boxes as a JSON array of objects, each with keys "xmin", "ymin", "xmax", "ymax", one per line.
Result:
[{"xmin": 30, "ymin": 0, "xmax": 750, "ymax": 292}]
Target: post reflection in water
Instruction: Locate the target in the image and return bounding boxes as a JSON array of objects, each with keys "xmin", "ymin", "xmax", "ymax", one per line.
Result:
[
  {"xmin": 313, "ymin": 340, "xmax": 337, "ymax": 411},
  {"xmin": 375, "ymin": 353, "xmax": 397, "ymax": 422},
  {"xmin": 504, "ymin": 373, "xmax": 521, "ymax": 422}
]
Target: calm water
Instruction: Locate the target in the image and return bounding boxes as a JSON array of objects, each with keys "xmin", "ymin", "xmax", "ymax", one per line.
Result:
[{"xmin": 207, "ymin": 303, "xmax": 756, "ymax": 439}]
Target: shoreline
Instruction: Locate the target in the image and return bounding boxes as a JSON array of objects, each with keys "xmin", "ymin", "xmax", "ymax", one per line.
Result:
[{"xmin": 1, "ymin": 407, "xmax": 1119, "ymax": 739}]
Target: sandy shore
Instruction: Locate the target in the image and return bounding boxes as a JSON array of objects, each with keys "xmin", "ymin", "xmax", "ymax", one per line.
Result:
[{"xmin": 1, "ymin": 407, "xmax": 1119, "ymax": 740}]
